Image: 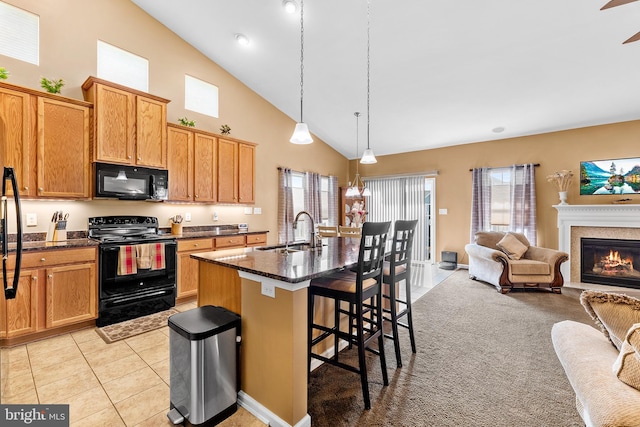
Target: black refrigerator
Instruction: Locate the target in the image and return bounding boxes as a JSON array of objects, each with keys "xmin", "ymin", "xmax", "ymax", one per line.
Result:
[{"xmin": 1, "ymin": 166, "xmax": 23, "ymax": 300}]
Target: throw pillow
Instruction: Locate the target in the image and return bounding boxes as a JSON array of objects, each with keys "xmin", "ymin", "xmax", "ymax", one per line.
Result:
[
  {"xmin": 496, "ymin": 233, "xmax": 528, "ymax": 260},
  {"xmin": 580, "ymin": 290, "xmax": 640, "ymax": 350},
  {"xmin": 613, "ymin": 323, "xmax": 640, "ymax": 391}
]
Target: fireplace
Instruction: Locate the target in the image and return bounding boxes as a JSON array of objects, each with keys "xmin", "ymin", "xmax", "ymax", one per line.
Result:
[{"xmin": 581, "ymin": 238, "xmax": 640, "ymax": 289}]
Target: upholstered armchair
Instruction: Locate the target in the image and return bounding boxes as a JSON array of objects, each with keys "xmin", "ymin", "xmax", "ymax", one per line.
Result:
[{"xmin": 465, "ymin": 231, "xmax": 569, "ymax": 294}]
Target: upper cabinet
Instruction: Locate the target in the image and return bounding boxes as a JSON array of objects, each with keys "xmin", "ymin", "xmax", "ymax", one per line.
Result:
[
  {"xmin": 0, "ymin": 81, "xmax": 92, "ymax": 199},
  {"xmin": 167, "ymin": 124, "xmax": 217, "ymax": 203},
  {"xmin": 217, "ymin": 137, "xmax": 256, "ymax": 204},
  {"xmin": 82, "ymin": 77, "xmax": 169, "ymax": 169}
]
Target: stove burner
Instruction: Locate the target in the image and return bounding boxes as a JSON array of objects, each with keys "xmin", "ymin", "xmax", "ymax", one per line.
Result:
[{"xmin": 88, "ymin": 216, "xmax": 174, "ymax": 244}]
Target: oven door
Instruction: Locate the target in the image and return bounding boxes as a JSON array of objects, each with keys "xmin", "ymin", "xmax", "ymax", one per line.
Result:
[{"xmin": 98, "ymin": 240, "xmax": 177, "ymax": 299}]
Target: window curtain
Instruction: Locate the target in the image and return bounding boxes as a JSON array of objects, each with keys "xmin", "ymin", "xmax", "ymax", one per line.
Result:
[
  {"xmin": 510, "ymin": 163, "xmax": 537, "ymax": 245},
  {"xmin": 278, "ymin": 168, "xmax": 294, "ymax": 244},
  {"xmin": 364, "ymin": 176, "xmax": 426, "ymax": 261},
  {"xmin": 470, "ymin": 168, "xmax": 492, "ymax": 242},
  {"xmin": 327, "ymin": 175, "xmax": 338, "ymax": 226},
  {"xmin": 305, "ymin": 172, "xmax": 322, "ymax": 223}
]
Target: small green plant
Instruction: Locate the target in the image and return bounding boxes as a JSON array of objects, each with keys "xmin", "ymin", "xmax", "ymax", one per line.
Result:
[
  {"xmin": 0, "ymin": 67, "xmax": 9, "ymax": 80},
  {"xmin": 40, "ymin": 77, "xmax": 64, "ymax": 94},
  {"xmin": 220, "ymin": 124, "xmax": 231, "ymax": 135},
  {"xmin": 178, "ymin": 117, "xmax": 196, "ymax": 127}
]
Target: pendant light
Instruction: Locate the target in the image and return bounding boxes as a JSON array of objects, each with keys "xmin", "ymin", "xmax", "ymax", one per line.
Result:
[
  {"xmin": 360, "ymin": 0, "xmax": 377, "ymax": 164},
  {"xmin": 347, "ymin": 112, "xmax": 367, "ymax": 197},
  {"xmin": 289, "ymin": 0, "xmax": 313, "ymax": 144}
]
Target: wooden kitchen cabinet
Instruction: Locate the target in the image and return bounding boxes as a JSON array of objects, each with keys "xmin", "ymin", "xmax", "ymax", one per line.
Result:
[
  {"xmin": 45, "ymin": 263, "xmax": 96, "ymax": 329},
  {"xmin": 37, "ymin": 97, "xmax": 91, "ymax": 198},
  {"xmin": 217, "ymin": 137, "xmax": 256, "ymax": 204},
  {"xmin": 0, "ymin": 81, "xmax": 92, "ymax": 199},
  {"xmin": 167, "ymin": 124, "xmax": 217, "ymax": 202},
  {"xmin": 0, "ymin": 247, "xmax": 97, "ymax": 345},
  {"xmin": 245, "ymin": 233, "xmax": 267, "ymax": 246},
  {"xmin": 176, "ymin": 238, "xmax": 214, "ymax": 301},
  {"xmin": 82, "ymin": 76, "xmax": 169, "ymax": 169},
  {"xmin": 0, "ymin": 83, "xmax": 35, "ymax": 197},
  {"xmin": 0, "ymin": 270, "xmax": 38, "ymax": 339}
]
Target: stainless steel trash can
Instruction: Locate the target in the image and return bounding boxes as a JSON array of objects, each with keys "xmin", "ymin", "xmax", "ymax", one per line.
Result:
[{"xmin": 167, "ymin": 305, "xmax": 241, "ymax": 426}]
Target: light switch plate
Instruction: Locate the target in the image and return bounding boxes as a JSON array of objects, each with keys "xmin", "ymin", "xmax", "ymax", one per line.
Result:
[
  {"xmin": 439, "ymin": 208, "xmax": 448, "ymax": 215},
  {"xmin": 244, "ymin": 207, "xmax": 253, "ymax": 215},
  {"xmin": 184, "ymin": 212, "xmax": 192, "ymax": 221},
  {"xmin": 253, "ymin": 207, "xmax": 262, "ymax": 215}
]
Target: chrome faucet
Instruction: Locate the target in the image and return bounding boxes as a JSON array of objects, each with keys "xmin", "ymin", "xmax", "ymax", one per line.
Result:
[{"xmin": 293, "ymin": 210, "xmax": 321, "ymax": 247}]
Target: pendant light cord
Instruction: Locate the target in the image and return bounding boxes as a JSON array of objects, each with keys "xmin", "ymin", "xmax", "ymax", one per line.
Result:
[
  {"xmin": 355, "ymin": 112, "xmax": 360, "ymax": 177},
  {"xmin": 299, "ymin": 0, "xmax": 305, "ymax": 123},
  {"xmin": 366, "ymin": 0, "xmax": 371, "ymax": 151}
]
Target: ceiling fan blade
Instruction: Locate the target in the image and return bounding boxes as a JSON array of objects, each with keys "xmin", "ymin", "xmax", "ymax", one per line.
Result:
[
  {"xmin": 623, "ymin": 30, "xmax": 640, "ymax": 43},
  {"xmin": 601, "ymin": 0, "xmax": 639, "ymax": 10}
]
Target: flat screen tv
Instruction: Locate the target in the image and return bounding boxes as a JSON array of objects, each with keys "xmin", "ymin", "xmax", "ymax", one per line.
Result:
[{"xmin": 580, "ymin": 157, "xmax": 640, "ymax": 195}]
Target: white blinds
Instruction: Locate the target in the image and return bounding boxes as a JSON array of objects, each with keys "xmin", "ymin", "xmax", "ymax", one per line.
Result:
[{"xmin": 364, "ymin": 176, "xmax": 426, "ymax": 261}]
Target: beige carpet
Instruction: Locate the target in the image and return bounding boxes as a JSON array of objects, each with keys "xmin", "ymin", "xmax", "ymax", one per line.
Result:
[
  {"xmin": 308, "ymin": 269, "xmax": 595, "ymax": 426},
  {"xmin": 95, "ymin": 308, "xmax": 179, "ymax": 343}
]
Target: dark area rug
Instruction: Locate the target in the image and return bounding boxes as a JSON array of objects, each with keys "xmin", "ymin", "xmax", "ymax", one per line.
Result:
[
  {"xmin": 95, "ymin": 308, "xmax": 179, "ymax": 343},
  {"xmin": 307, "ymin": 270, "xmax": 594, "ymax": 426}
]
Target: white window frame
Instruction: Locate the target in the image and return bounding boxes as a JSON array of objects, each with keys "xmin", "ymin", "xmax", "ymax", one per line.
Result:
[
  {"xmin": 0, "ymin": 1, "xmax": 39, "ymax": 65},
  {"xmin": 185, "ymin": 75, "xmax": 219, "ymax": 118},
  {"xmin": 97, "ymin": 40, "xmax": 149, "ymax": 92}
]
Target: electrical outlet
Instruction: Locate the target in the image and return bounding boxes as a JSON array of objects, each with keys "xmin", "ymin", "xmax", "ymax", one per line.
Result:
[
  {"xmin": 185, "ymin": 212, "xmax": 191, "ymax": 222},
  {"xmin": 261, "ymin": 282, "xmax": 276, "ymax": 298},
  {"xmin": 244, "ymin": 207, "xmax": 253, "ymax": 215},
  {"xmin": 26, "ymin": 213, "xmax": 37, "ymax": 227},
  {"xmin": 213, "ymin": 212, "xmax": 219, "ymax": 222}
]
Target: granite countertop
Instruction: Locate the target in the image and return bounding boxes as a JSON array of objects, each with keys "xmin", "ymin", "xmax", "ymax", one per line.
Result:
[
  {"xmin": 8, "ymin": 238, "xmax": 100, "ymax": 252},
  {"xmin": 191, "ymin": 237, "xmax": 362, "ymax": 283}
]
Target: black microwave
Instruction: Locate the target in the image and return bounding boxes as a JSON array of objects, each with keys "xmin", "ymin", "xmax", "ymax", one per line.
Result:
[{"xmin": 94, "ymin": 163, "xmax": 168, "ymax": 201}]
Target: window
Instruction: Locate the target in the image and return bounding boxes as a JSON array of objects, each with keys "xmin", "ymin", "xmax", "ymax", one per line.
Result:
[
  {"xmin": 489, "ymin": 168, "xmax": 511, "ymax": 231},
  {"xmin": 97, "ymin": 40, "xmax": 149, "ymax": 92},
  {"xmin": 0, "ymin": 1, "xmax": 39, "ymax": 65},
  {"xmin": 470, "ymin": 164, "xmax": 537, "ymax": 244},
  {"xmin": 185, "ymin": 75, "xmax": 219, "ymax": 118},
  {"xmin": 278, "ymin": 169, "xmax": 338, "ymax": 244}
]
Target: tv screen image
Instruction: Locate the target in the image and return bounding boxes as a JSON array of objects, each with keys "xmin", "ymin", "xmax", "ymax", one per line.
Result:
[{"xmin": 580, "ymin": 157, "xmax": 640, "ymax": 195}]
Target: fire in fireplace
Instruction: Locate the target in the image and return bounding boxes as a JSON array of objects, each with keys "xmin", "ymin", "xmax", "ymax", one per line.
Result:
[{"xmin": 581, "ymin": 238, "xmax": 640, "ymax": 289}]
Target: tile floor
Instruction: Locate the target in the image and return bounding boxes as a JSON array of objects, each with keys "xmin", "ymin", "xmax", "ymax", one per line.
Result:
[
  {"xmin": 0, "ymin": 300, "xmax": 266, "ymax": 427},
  {"xmin": 0, "ymin": 264, "xmax": 455, "ymax": 426}
]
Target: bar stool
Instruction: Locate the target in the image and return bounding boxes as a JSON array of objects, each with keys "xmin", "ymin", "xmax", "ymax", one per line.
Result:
[
  {"xmin": 382, "ymin": 219, "xmax": 418, "ymax": 368},
  {"xmin": 308, "ymin": 221, "xmax": 391, "ymax": 409}
]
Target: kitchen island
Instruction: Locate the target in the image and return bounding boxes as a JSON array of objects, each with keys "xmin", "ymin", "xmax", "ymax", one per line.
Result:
[{"xmin": 191, "ymin": 237, "xmax": 361, "ymax": 427}]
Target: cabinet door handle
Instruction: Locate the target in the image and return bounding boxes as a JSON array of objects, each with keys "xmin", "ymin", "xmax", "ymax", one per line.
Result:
[
  {"xmin": 195, "ymin": 195, "xmax": 199, "ymax": 198},
  {"xmin": 40, "ymin": 258, "xmax": 46, "ymax": 262},
  {"xmin": 38, "ymin": 188, "xmax": 43, "ymax": 192},
  {"xmin": 128, "ymin": 155, "xmax": 132, "ymax": 159},
  {"xmin": 24, "ymin": 186, "xmax": 28, "ymax": 191},
  {"xmin": 137, "ymin": 156, "xmax": 141, "ymax": 161},
  {"xmin": 48, "ymin": 274, "xmax": 53, "ymax": 279},
  {"xmin": 194, "ymin": 244, "xmax": 199, "ymax": 247},
  {"xmin": 32, "ymin": 276, "xmax": 37, "ymax": 281}
]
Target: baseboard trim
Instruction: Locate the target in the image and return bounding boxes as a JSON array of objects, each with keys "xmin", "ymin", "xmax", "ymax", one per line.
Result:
[{"xmin": 238, "ymin": 391, "xmax": 311, "ymax": 427}]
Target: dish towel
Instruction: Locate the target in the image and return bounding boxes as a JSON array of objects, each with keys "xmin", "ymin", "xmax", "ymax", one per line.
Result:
[
  {"xmin": 117, "ymin": 246, "xmax": 138, "ymax": 275},
  {"xmin": 150, "ymin": 242, "xmax": 166, "ymax": 270},
  {"xmin": 135, "ymin": 244, "xmax": 152, "ymax": 269}
]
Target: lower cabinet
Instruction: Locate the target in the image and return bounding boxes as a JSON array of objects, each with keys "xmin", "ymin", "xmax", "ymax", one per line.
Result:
[
  {"xmin": 176, "ymin": 233, "xmax": 268, "ymax": 302},
  {"xmin": 0, "ymin": 247, "xmax": 97, "ymax": 341},
  {"xmin": 177, "ymin": 238, "xmax": 214, "ymax": 300}
]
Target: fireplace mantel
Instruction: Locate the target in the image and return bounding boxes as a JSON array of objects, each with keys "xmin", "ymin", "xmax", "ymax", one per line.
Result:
[{"xmin": 554, "ymin": 204, "xmax": 640, "ymax": 282}]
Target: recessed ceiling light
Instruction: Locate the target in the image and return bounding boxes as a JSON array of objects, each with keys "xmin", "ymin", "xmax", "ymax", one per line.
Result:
[
  {"xmin": 492, "ymin": 126, "xmax": 505, "ymax": 133},
  {"xmin": 283, "ymin": 0, "xmax": 297, "ymax": 14},
  {"xmin": 234, "ymin": 33, "xmax": 250, "ymax": 46}
]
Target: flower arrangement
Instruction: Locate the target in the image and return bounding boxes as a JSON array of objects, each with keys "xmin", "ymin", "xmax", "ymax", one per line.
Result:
[
  {"xmin": 178, "ymin": 117, "xmax": 196, "ymax": 127},
  {"xmin": 40, "ymin": 77, "xmax": 64, "ymax": 94},
  {"xmin": 220, "ymin": 124, "xmax": 231, "ymax": 135},
  {"xmin": 547, "ymin": 170, "xmax": 573, "ymax": 192}
]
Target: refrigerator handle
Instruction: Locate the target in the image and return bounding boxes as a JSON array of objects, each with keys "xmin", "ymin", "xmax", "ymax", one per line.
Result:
[{"xmin": 2, "ymin": 167, "xmax": 22, "ymax": 300}]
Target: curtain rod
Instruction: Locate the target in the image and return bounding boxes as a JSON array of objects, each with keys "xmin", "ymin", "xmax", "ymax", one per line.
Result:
[
  {"xmin": 468, "ymin": 163, "xmax": 540, "ymax": 172},
  {"xmin": 361, "ymin": 171, "xmax": 439, "ymax": 181}
]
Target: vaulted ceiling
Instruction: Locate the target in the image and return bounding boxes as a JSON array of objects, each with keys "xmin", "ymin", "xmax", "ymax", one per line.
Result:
[{"xmin": 132, "ymin": 0, "xmax": 640, "ymax": 159}]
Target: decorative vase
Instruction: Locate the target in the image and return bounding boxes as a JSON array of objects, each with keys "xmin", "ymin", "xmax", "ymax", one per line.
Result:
[{"xmin": 558, "ymin": 191, "xmax": 568, "ymax": 205}]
